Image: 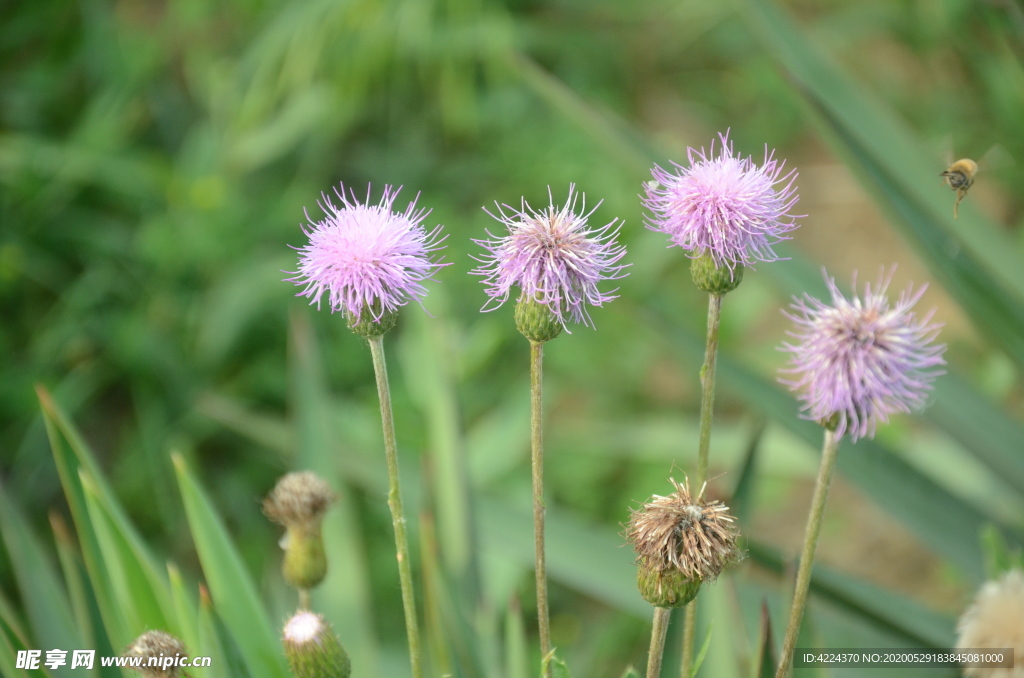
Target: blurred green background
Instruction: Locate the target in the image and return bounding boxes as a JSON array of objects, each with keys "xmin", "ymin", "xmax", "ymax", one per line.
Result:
[{"xmin": 3, "ymin": 0, "xmax": 1024, "ymax": 676}]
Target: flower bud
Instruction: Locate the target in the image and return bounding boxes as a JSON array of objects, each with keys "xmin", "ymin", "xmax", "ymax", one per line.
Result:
[
  {"xmin": 346, "ymin": 302, "xmax": 398, "ymax": 338},
  {"xmin": 515, "ymin": 295, "xmax": 563, "ymax": 343},
  {"xmin": 124, "ymin": 630, "xmax": 187, "ymax": 677},
  {"xmin": 283, "ymin": 611, "xmax": 352, "ymax": 678},
  {"xmin": 690, "ymin": 252, "xmax": 743, "ymax": 295},
  {"xmin": 636, "ymin": 564, "xmax": 702, "ymax": 608},
  {"xmin": 264, "ymin": 472, "xmax": 337, "ymax": 592}
]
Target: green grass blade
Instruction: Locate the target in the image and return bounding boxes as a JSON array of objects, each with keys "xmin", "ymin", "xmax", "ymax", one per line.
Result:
[
  {"xmin": 172, "ymin": 453, "xmax": 288, "ymax": 678},
  {"xmin": 505, "ymin": 597, "xmax": 530, "ymax": 678},
  {"xmin": 754, "ymin": 602, "xmax": 776, "ymax": 678},
  {"xmin": 728, "ymin": 419, "xmax": 767, "ymax": 525},
  {"xmin": 197, "ymin": 587, "xmax": 235, "ymax": 678},
  {"xmin": 928, "ymin": 372, "xmax": 1024, "ymax": 496},
  {"xmin": 689, "ymin": 620, "xmax": 714, "ymax": 678},
  {"xmin": 0, "ymin": 480, "xmax": 80, "ymax": 655},
  {"xmin": 167, "ymin": 564, "xmax": 200, "ymax": 661},
  {"xmin": 50, "ymin": 513, "xmax": 95, "ymax": 650},
  {"xmin": 80, "ymin": 472, "xmax": 170, "ymax": 634},
  {"xmin": 0, "ymin": 620, "xmax": 51, "ymax": 678},
  {"xmin": 37, "ymin": 387, "xmax": 124, "ymax": 645}
]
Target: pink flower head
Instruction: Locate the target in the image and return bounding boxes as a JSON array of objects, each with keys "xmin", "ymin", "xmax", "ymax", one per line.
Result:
[
  {"xmin": 472, "ymin": 185, "xmax": 629, "ymax": 328},
  {"xmin": 287, "ymin": 184, "xmax": 447, "ymax": 321},
  {"xmin": 644, "ymin": 131, "xmax": 800, "ymax": 272},
  {"xmin": 779, "ymin": 269, "xmax": 946, "ymax": 442}
]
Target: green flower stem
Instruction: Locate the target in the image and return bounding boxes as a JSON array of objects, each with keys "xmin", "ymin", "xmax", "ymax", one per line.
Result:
[
  {"xmin": 696, "ymin": 293, "xmax": 722, "ymax": 485},
  {"xmin": 775, "ymin": 428, "xmax": 841, "ymax": 678},
  {"xmin": 298, "ymin": 589, "xmax": 311, "ymax": 611},
  {"xmin": 679, "ymin": 292, "xmax": 723, "ymax": 678},
  {"xmin": 647, "ymin": 606, "xmax": 671, "ymax": 678},
  {"xmin": 679, "ymin": 603, "xmax": 697, "ymax": 678},
  {"xmin": 645, "ymin": 607, "xmax": 672, "ymax": 678},
  {"xmin": 530, "ymin": 340, "xmax": 554, "ymax": 677},
  {"xmin": 368, "ymin": 335, "xmax": 423, "ymax": 678}
]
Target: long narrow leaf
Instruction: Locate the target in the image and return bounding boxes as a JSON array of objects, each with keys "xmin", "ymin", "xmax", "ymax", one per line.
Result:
[
  {"xmin": 0, "ymin": 481, "xmax": 80, "ymax": 655},
  {"xmin": 172, "ymin": 453, "xmax": 288, "ymax": 678}
]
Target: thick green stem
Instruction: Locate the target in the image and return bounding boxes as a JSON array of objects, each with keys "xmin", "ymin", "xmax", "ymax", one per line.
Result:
[
  {"xmin": 368, "ymin": 335, "xmax": 423, "ymax": 678},
  {"xmin": 775, "ymin": 428, "xmax": 841, "ymax": 678},
  {"xmin": 679, "ymin": 292, "xmax": 723, "ymax": 678},
  {"xmin": 530, "ymin": 340, "xmax": 553, "ymax": 676},
  {"xmin": 645, "ymin": 607, "xmax": 672, "ymax": 678}
]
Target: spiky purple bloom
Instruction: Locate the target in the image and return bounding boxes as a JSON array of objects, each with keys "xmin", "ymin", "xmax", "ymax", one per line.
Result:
[
  {"xmin": 287, "ymin": 185, "xmax": 447, "ymax": 321},
  {"xmin": 472, "ymin": 185, "xmax": 629, "ymax": 328},
  {"xmin": 780, "ymin": 270, "xmax": 946, "ymax": 442},
  {"xmin": 644, "ymin": 131, "xmax": 800, "ymax": 272}
]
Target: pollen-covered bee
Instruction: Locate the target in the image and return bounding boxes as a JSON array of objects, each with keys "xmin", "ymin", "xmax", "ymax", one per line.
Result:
[{"xmin": 941, "ymin": 158, "xmax": 977, "ymax": 219}]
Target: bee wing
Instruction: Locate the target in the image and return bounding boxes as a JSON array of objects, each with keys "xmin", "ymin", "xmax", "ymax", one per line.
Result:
[{"xmin": 978, "ymin": 144, "xmax": 1014, "ymax": 171}]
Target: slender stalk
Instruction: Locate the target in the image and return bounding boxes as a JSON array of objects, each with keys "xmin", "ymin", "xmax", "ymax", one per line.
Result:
[
  {"xmin": 775, "ymin": 428, "xmax": 841, "ymax": 678},
  {"xmin": 679, "ymin": 603, "xmax": 697, "ymax": 678},
  {"xmin": 298, "ymin": 589, "xmax": 311, "ymax": 611},
  {"xmin": 696, "ymin": 293, "xmax": 722, "ymax": 484},
  {"xmin": 367, "ymin": 335, "xmax": 423, "ymax": 678},
  {"xmin": 679, "ymin": 292, "xmax": 723, "ymax": 678},
  {"xmin": 645, "ymin": 607, "xmax": 672, "ymax": 678},
  {"xmin": 530, "ymin": 340, "xmax": 553, "ymax": 676}
]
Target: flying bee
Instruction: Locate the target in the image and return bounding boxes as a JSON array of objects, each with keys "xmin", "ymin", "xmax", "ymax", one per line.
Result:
[{"xmin": 940, "ymin": 158, "xmax": 978, "ymax": 219}]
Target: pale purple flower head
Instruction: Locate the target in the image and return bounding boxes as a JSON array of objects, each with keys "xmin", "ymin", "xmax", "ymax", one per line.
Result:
[
  {"xmin": 779, "ymin": 270, "xmax": 946, "ymax": 442},
  {"xmin": 286, "ymin": 184, "xmax": 447, "ymax": 322},
  {"xmin": 644, "ymin": 131, "xmax": 800, "ymax": 272},
  {"xmin": 472, "ymin": 185, "xmax": 629, "ymax": 328}
]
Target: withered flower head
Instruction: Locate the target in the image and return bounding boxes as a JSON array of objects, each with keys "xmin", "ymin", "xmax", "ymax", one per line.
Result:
[
  {"xmin": 956, "ymin": 568, "xmax": 1024, "ymax": 678},
  {"xmin": 124, "ymin": 630, "xmax": 187, "ymax": 676},
  {"xmin": 263, "ymin": 471, "xmax": 337, "ymax": 527},
  {"xmin": 626, "ymin": 478, "xmax": 742, "ymax": 607}
]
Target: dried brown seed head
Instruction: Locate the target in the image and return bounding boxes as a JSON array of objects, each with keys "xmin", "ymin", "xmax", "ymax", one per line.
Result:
[
  {"xmin": 625, "ymin": 477, "xmax": 742, "ymax": 583},
  {"xmin": 263, "ymin": 472, "xmax": 337, "ymax": 527},
  {"xmin": 124, "ymin": 630, "xmax": 186, "ymax": 676}
]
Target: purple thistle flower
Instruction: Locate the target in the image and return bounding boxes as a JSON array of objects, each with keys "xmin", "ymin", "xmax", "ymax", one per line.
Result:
[
  {"xmin": 779, "ymin": 270, "xmax": 946, "ymax": 442},
  {"xmin": 644, "ymin": 131, "xmax": 800, "ymax": 272},
  {"xmin": 286, "ymin": 184, "xmax": 448, "ymax": 322},
  {"xmin": 472, "ymin": 185, "xmax": 629, "ymax": 328}
]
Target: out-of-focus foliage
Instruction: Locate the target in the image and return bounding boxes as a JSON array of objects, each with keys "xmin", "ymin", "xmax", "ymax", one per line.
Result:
[{"xmin": 2, "ymin": 0, "xmax": 1024, "ymax": 676}]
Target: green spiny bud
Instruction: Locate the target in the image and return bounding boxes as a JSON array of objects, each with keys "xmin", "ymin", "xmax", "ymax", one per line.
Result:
[
  {"xmin": 515, "ymin": 295, "xmax": 562, "ymax": 343},
  {"xmin": 282, "ymin": 611, "xmax": 352, "ymax": 678},
  {"xmin": 636, "ymin": 565, "xmax": 702, "ymax": 608},
  {"xmin": 690, "ymin": 252, "xmax": 743, "ymax": 294},
  {"xmin": 346, "ymin": 302, "xmax": 398, "ymax": 338}
]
